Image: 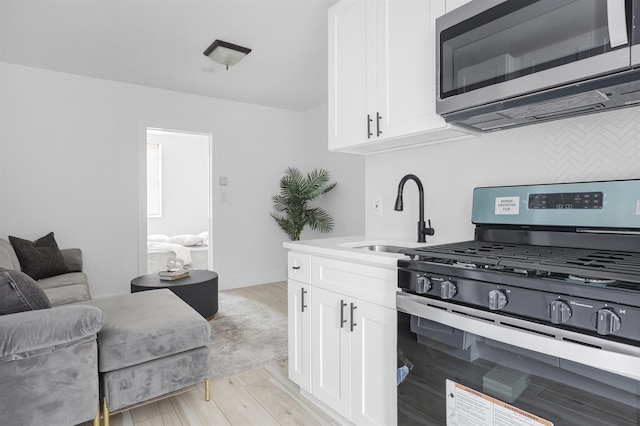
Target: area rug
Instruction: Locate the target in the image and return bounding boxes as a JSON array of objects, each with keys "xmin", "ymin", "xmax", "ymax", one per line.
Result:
[{"xmin": 208, "ymin": 290, "xmax": 287, "ymax": 381}]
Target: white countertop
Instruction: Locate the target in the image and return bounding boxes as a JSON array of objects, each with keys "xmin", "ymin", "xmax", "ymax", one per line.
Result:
[{"xmin": 283, "ymin": 235, "xmax": 434, "ymax": 268}]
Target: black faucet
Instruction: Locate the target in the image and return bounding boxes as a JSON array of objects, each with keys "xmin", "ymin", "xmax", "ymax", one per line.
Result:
[{"xmin": 394, "ymin": 174, "xmax": 435, "ymax": 243}]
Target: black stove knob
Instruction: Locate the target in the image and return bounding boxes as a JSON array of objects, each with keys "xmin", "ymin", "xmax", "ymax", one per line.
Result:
[
  {"xmin": 549, "ymin": 300, "xmax": 572, "ymax": 324},
  {"xmin": 488, "ymin": 290, "xmax": 507, "ymax": 310},
  {"xmin": 440, "ymin": 280, "xmax": 457, "ymax": 299},
  {"xmin": 596, "ymin": 308, "xmax": 621, "ymax": 335},
  {"xmin": 416, "ymin": 276, "xmax": 432, "ymax": 294}
]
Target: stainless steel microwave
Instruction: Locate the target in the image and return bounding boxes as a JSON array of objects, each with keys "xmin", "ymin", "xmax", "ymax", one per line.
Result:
[{"xmin": 436, "ymin": 0, "xmax": 640, "ymax": 131}]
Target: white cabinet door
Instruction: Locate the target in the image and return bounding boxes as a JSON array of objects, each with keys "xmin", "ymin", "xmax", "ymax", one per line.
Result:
[
  {"xmin": 311, "ymin": 287, "xmax": 351, "ymax": 419},
  {"xmin": 328, "ymin": 0, "xmax": 371, "ymax": 150},
  {"xmin": 378, "ymin": 0, "xmax": 450, "ymax": 139},
  {"xmin": 287, "ymin": 280, "xmax": 311, "ymax": 392},
  {"xmin": 328, "ymin": 0, "xmax": 474, "ymax": 154},
  {"xmin": 350, "ymin": 299, "xmax": 397, "ymax": 426}
]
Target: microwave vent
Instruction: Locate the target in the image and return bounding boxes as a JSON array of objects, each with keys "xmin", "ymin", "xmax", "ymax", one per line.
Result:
[
  {"xmin": 615, "ymin": 81, "xmax": 640, "ymax": 95},
  {"xmin": 501, "ymin": 91, "xmax": 609, "ymax": 120},
  {"xmin": 466, "ymin": 114, "xmax": 507, "ymax": 126}
]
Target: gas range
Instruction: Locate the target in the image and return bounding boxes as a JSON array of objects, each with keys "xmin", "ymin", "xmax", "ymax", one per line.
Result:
[{"xmin": 398, "ymin": 179, "xmax": 640, "ymax": 352}]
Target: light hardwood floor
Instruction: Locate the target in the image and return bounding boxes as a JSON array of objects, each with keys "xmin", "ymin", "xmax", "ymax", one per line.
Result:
[{"xmin": 94, "ymin": 282, "xmax": 339, "ymax": 426}]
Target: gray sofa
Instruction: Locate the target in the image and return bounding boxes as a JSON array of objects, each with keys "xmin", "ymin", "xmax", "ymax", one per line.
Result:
[
  {"xmin": 0, "ymin": 237, "xmax": 211, "ymax": 426},
  {"xmin": 0, "ymin": 304, "xmax": 104, "ymax": 426},
  {"xmin": 0, "ymin": 237, "xmax": 102, "ymax": 426}
]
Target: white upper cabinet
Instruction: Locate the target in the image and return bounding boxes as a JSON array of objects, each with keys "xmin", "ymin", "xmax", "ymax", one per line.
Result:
[
  {"xmin": 328, "ymin": 0, "xmax": 477, "ymax": 154},
  {"xmin": 328, "ymin": 0, "xmax": 370, "ymax": 151}
]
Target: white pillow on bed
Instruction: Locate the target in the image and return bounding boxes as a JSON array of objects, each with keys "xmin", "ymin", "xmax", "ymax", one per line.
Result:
[
  {"xmin": 166, "ymin": 234, "xmax": 203, "ymax": 246},
  {"xmin": 148, "ymin": 234, "xmax": 169, "ymax": 242},
  {"xmin": 198, "ymin": 231, "xmax": 209, "ymax": 245}
]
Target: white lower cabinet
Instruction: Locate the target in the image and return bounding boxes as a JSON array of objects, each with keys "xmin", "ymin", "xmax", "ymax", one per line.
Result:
[
  {"xmin": 311, "ymin": 287, "xmax": 396, "ymax": 425},
  {"xmin": 288, "ymin": 279, "xmax": 312, "ymax": 392},
  {"xmin": 287, "ymin": 251, "xmax": 397, "ymax": 425},
  {"xmin": 350, "ymin": 296, "xmax": 396, "ymax": 425},
  {"xmin": 310, "ymin": 286, "xmax": 352, "ymax": 417}
]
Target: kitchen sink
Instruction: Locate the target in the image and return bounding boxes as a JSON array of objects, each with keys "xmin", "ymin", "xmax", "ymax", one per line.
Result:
[{"xmin": 354, "ymin": 245, "xmax": 407, "ymax": 254}]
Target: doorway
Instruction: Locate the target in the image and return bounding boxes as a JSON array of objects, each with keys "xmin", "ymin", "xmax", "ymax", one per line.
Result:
[{"xmin": 145, "ymin": 128, "xmax": 212, "ymax": 273}]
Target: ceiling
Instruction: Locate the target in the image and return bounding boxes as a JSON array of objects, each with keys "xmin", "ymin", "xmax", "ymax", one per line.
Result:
[{"xmin": 0, "ymin": 0, "xmax": 338, "ymax": 111}]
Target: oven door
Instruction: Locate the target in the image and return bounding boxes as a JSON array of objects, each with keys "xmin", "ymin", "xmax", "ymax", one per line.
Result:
[
  {"xmin": 397, "ymin": 292, "xmax": 640, "ymax": 426},
  {"xmin": 436, "ymin": 0, "xmax": 633, "ymax": 115}
]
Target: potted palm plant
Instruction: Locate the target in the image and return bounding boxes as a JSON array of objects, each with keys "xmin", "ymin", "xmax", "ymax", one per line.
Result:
[{"xmin": 271, "ymin": 167, "xmax": 337, "ymax": 241}]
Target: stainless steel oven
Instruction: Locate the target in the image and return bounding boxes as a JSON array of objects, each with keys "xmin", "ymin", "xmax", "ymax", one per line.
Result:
[{"xmin": 396, "ymin": 180, "xmax": 640, "ymax": 425}]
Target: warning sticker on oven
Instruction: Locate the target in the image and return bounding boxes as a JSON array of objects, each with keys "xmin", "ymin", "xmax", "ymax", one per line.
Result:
[
  {"xmin": 495, "ymin": 196, "xmax": 520, "ymax": 215},
  {"xmin": 446, "ymin": 380, "xmax": 553, "ymax": 426}
]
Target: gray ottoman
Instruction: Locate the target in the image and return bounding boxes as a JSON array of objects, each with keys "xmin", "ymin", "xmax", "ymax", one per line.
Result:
[{"xmin": 79, "ymin": 289, "xmax": 211, "ymax": 424}]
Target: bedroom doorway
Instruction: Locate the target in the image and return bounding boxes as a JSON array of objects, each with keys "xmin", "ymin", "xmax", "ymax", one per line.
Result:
[{"xmin": 146, "ymin": 128, "xmax": 212, "ymax": 273}]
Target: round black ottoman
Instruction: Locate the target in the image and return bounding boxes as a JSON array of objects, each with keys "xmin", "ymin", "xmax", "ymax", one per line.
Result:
[{"xmin": 131, "ymin": 270, "xmax": 218, "ymax": 319}]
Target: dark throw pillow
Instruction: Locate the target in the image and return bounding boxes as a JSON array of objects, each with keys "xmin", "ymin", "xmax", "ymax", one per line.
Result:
[
  {"xmin": 9, "ymin": 232, "xmax": 67, "ymax": 280},
  {"xmin": 0, "ymin": 268, "xmax": 51, "ymax": 315}
]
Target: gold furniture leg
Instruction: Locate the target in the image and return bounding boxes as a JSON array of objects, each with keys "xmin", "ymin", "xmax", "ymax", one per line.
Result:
[
  {"xmin": 103, "ymin": 399, "xmax": 109, "ymax": 426},
  {"xmin": 93, "ymin": 406, "xmax": 100, "ymax": 426},
  {"xmin": 205, "ymin": 379, "xmax": 211, "ymax": 401}
]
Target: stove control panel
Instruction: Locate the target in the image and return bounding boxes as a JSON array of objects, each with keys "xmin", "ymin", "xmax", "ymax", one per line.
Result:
[
  {"xmin": 398, "ymin": 268, "xmax": 640, "ymax": 343},
  {"xmin": 528, "ymin": 191, "xmax": 603, "ymax": 209}
]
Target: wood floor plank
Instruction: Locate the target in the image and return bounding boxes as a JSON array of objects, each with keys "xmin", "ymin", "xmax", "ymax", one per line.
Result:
[
  {"xmin": 171, "ymin": 387, "xmax": 230, "ymax": 426},
  {"xmin": 246, "ymin": 377, "xmax": 323, "ymax": 426},
  {"xmin": 211, "ymin": 377, "xmax": 280, "ymax": 426},
  {"xmin": 229, "ymin": 283, "xmax": 288, "ymax": 315},
  {"xmin": 133, "ymin": 414, "xmax": 180, "ymax": 426},
  {"xmin": 263, "ymin": 360, "xmax": 338, "ymax": 425},
  {"xmin": 236, "ymin": 367, "xmax": 271, "ymax": 386},
  {"xmin": 130, "ymin": 397, "xmax": 176, "ymax": 424}
]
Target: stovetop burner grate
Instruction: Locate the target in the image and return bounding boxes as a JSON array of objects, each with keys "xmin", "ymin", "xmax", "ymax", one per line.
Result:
[{"xmin": 403, "ymin": 241, "xmax": 640, "ymax": 284}]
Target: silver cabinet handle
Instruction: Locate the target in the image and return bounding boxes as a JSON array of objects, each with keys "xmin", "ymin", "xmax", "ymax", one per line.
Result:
[
  {"xmin": 340, "ymin": 300, "xmax": 347, "ymax": 328},
  {"xmin": 376, "ymin": 112, "xmax": 382, "ymax": 136},
  {"xmin": 367, "ymin": 114, "xmax": 373, "ymax": 138},
  {"xmin": 301, "ymin": 288, "xmax": 308, "ymax": 313},
  {"xmin": 350, "ymin": 303, "xmax": 358, "ymax": 332}
]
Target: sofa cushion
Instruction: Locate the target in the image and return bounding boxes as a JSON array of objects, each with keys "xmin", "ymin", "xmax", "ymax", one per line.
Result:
[
  {"xmin": 0, "ymin": 239, "xmax": 20, "ymax": 270},
  {"xmin": 9, "ymin": 232, "xmax": 67, "ymax": 280},
  {"xmin": 0, "ymin": 268, "xmax": 51, "ymax": 315},
  {"xmin": 76, "ymin": 289, "xmax": 210, "ymax": 372},
  {"xmin": 43, "ymin": 281, "xmax": 92, "ymax": 306}
]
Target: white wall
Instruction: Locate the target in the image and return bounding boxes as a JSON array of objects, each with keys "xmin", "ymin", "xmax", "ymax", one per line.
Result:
[
  {"xmin": 147, "ymin": 130, "xmax": 209, "ymax": 237},
  {"xmin": 365, "ymin": 108, "xmax": 640, "ymax": 244},
  {"xmin": 295, "ymin": 104, "xmax": 366, "ymax": 240},
  {"xmin": 0, "ymin": 62, "xmax": 364, "ymax": 297}
]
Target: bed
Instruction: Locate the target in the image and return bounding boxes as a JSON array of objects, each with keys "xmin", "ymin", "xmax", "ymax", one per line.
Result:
[{"xmin": 146, "ymin": 233, "xmax": 210, "ymax": 273}]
